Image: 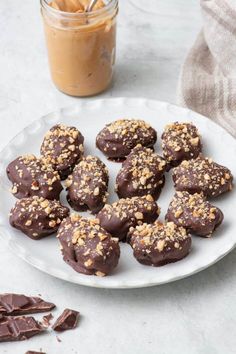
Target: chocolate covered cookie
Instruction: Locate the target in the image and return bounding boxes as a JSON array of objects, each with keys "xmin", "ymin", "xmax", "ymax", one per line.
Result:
[
  {"xmin": 97, "ymin": 195, "xmax": 160, "ymax": 242},
  {"xmin": 10, "ymin": 196, "xmax": 69, "ymax": 239},
  {"xmin": 128, "ymin": 221, "xmax": 191, "ymax": 267},
  {"xmin": 96, "ymin": 119, "xmax": 157, "ymax": 160},
  {"xmin": 166, "ymin": 191, "xmax": 223, "ymax": 237},
  {"xmin": 40, "ymin": 124, "xmax": 84, "ymax": 180},
  {"xmin": 161, "ymin": 122, "xmax": 202, "ymax": 168},
  {"xmin": 57, "ymin": 214, "xmax": 120, "ymax": 276},
  {"xmin": 116, "ymin": 145, "xmax": 166, "ymax": 199},
  {"xmin": 6, "ymin": 155, "xmax": 63, "ymax": 200},
  {"xmin": 172, "ymin": 156, "xmax": 233, "ymax": 198},
  {"xmin": 66, "ymin": 155, "xmax": 109, "ymax": 214}
]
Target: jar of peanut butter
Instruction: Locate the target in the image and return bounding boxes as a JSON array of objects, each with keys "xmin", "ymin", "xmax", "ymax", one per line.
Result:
[{"xmin": 41, "ymin": 0, "xmax": 118, "ymax": 97}]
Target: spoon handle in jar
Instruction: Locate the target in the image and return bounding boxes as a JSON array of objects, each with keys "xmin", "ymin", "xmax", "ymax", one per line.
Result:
[{"xmin": 86, "ymin": 0, "xmax": 99, "ymax": 12}]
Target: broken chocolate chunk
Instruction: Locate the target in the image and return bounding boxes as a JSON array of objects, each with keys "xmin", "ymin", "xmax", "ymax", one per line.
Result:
[
  {"xmin": 0, "ymin": 315, "xmax": 44, "ymax": 342},
  {"xmin": 52, "ymin": 309, "xmax": 79, "ymax": 332},
  {"xmin": 25, "ymin": 351, "xmax": 46, "ymax": 354},
  {"xmin": 42, "ymin": 313, "xmax": 54, "ymax": 328},
  {"xmin": 0, "ymin": 293, "xmax": 55, "ymax": 316}
]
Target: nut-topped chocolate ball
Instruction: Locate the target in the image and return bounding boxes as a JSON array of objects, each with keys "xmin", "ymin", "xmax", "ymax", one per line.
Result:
[
  {"xmin": 6, "ymin": 155, "xmax": 63, "ymax": 200},
  {"xmin": 66, "ymin": 155, "xmax": 109, "ymax": 214},
  {"xmin": 40, "ymin": 124, "xmax": 84, "ymax": 180},
  {"xmin": 97, "ymin": 195, "xmax": 160, "ymax": 242},
  {"xmin": 166, "ymin": 191, "xmax": 223, "ymax": 237},
  {"xmin": 161, "ymin": 122, "xmax": 202, "ymax": 168},
  {"xmin": 9, "ymin": 196, "xmax": 69, "ymax": 239},
  {"xmin": 172, "ymin": 156, "xmax": 233, "ymax": 198},
  {"xmin": 128, "ymin": 221, "xmax": 191, "ymax": 267},
  {"xmin": 57, "ymin": 214, "xmax": 120, "ymax": 276},
  {"xmin": 96, "ymin": 119, "xmax": 157, "ymax": 160},
  {"xmin": 116, "ymin": 145, "xmax": 166, "ymax": 199}
]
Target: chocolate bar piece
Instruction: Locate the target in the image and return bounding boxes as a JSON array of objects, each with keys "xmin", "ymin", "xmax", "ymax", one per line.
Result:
[
  {"xmin": 25, "ymin": 351, "xmax": 46, "ymax": 354},
  {"xmin": 52, "ymin": 309, "xmax": 79, "ymax": 332},
  {"xmin": 0, "ymin": 293, "xmax": 55, "ymax": 316},
  {"xmin": 0, "ymin": 315, "xmax": 44, "ymax": 342}
]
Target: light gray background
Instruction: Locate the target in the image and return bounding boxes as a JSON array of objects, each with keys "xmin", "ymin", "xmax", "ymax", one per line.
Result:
[{"xmin": 1, "ymin": 1, "xmax": 235, "ymax": 353}]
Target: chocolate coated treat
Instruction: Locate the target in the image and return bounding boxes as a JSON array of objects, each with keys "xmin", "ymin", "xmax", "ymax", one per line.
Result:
[
  {"xmin": 172, "ymin": 156, "xmax": 233, "ymax": 198},
  {"xmin": 129, "ymin": 221, "xmax": 191, "ymax": 266},
  {"xmin": 66, "ymin": 155, "xmax": 109, "ymax": 214},
  {"xmin": 161, "ymin": 122, "xmax": 202, "ymax": 168},
  {"xmin": 10, "ymin": 197, "xmax": 69, "ymax": 239},
  {"xmin": 52, "ymin": 308, "xmax": 79, "ymax": 332},
  {"xmin": 97, "ymin": 195, "xmax": 160, "ymax": 242},
  {"xmin": 6, "ymin": 155, "xmax": 63, "ymax": 200},
  {"xmin": 0, "ymin": 293, "xmax": 55, "ymax": 316},
  {"xmin": 25, "ymin": 351, "xmax": 46, "ymax": 354},
  {"xmin": 116, "ymin": 145, "xmax": 166, "ymax": 199},
  {"xmin": 0, "ymin": 315, "xmax": 44, "ymax": 342},
  {"xmin": 41, "ymin": 124, "xmax": 84, "ymax": 180},
  {"xmin": 166, "ymin": 191, "xmax": 224, "ymax": 237},
  {"xmin": 57, "ymin": 214, "xmax": 120, "ymax": 276},
  {"xmin": 96, "ymin": 119, "xmax": 157, "ymax": 159}
]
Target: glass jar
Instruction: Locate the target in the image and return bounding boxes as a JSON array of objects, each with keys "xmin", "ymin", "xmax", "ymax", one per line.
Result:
[{"xmin": 41, "ymin": 0, "xmax": 118, "ymax": 97}]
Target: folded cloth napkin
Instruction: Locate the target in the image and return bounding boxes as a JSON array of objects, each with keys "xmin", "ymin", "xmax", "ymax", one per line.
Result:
[{"xmin": 178, "ymin": 0, "xmax": 236, "ymax": 137}]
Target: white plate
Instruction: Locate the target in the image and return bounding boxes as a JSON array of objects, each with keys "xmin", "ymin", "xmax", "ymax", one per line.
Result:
[{"xmin": 0, "ymin": 97, "xmax": 235, "ymax": 289}]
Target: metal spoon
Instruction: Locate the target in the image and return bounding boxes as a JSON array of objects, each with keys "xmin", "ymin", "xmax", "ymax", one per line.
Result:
[{"xmin": 86, "ymin": 0, "xmax": 99, "ymax": 12}]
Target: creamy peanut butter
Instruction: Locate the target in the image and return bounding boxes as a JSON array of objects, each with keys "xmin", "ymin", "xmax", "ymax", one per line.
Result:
[{"xmin": 41, "ymin": 0, "xmax": 118, "ymax": 96}]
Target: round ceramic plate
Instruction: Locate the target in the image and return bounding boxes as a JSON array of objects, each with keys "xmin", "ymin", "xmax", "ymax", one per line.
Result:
[{"xmin": 0, "ymin": 97, "xmax": 235, "ymax": 289}]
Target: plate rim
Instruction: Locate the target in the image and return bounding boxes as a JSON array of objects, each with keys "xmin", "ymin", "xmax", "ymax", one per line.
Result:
[{"xmin": 0, "ymin": 96, "xmax": 235, "ymax": 289}]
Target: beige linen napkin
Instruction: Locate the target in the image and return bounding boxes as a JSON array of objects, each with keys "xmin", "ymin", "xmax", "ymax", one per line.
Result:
[{"xmin": 178, "ymin": 0, "xmax": 236, "ymax": 137}]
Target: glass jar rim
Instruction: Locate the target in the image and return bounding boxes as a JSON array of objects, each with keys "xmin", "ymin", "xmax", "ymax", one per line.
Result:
[{"xmin": 41, "ymin": 0, "xmax": 118, "ymax": 19}]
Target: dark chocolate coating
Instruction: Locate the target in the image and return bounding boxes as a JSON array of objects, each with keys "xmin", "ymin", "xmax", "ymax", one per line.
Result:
[
  {"xmin": 40, "ymin": 124, "xmax": 84, "ymax": 180},
  {"xmin": 97, "ymin": 195, "xmax": 160, "ymax": 242},
  {"xmin": 129, "ymin": 221, "xmax": 191, "ymax": 266},
  {"xmin": 0, "ymin": 315, "xmax": 44, "ymax": 342},
  {"xmin": 166, "ymin": 191, "xmax": 224, "ymax": 237},
  {"xmin": 66, "ymin": 155, "xmax": 109, "ymax": 214},
  {"xmin": 57, "ymin": 215, "xmax": 120, "ymax": 276},
  {"xmin": 0, "ymin": 293, "xmax": 55, "ymax": 316},
  {"xmin": 116, "ymin": 146, "xmax": 166, "ymax": 199},
  {"xmin": 10, "ymin": 196, "xmax": 69, "ymax": 240},
  {"xmin": 52, "ymin": 308, "xmax": 79, "ymax": 332},
  {"xmin": 161, "ymin": 122, "xmax": 202, "ymax": 168},
  {"xmin": 172, "ymin": 156, "xmax": 233, "ymax": 198},
  {"xmin": 6, "ymin": 155, "xmax": 63, "ymax": 200},
  {"xmin": 96, "ymin": 119, "xmax": 157, "ymax": 159},
  {"xmin": 25, "ymin": 351, "xmax": 46, "ymax": 354}
]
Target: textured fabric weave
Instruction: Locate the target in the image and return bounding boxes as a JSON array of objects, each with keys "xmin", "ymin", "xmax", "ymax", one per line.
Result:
[{"xmin": 178, "ymin": 0, "xmax": 236, "ymax": 137}]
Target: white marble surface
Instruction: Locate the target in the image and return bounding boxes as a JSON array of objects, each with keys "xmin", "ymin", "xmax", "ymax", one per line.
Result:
[{"xmin": 1, "ymin": 1, "xmax": 236, "ymax": 353}]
